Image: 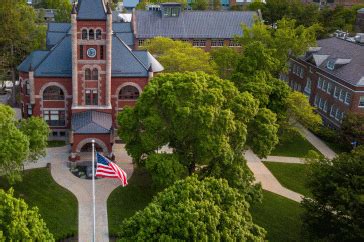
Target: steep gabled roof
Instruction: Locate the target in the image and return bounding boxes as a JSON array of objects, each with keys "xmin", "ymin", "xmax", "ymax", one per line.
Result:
[
  {"xmin": 72, "ymin": 111, "xmax": 112, "ymax": 134},
  {"xmin": 133, "ymin": 51, "xmax": 164, "ymax": 72},
  {"xmin": 77, "ymin": 0, "xmax": 107, "ymax": 20},
  {"xmin": 135, "ymin": 10, "xmax": 256, "ymax": 39},
  {"xmin": 17, "ymin": 51, "xmax": 49, "ymax": 72}
]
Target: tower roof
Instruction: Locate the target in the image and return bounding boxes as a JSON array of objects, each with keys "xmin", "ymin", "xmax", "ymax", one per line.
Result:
[{"xmin": 77, "ymin": 0, "xmax": 107, "ymax": 20}]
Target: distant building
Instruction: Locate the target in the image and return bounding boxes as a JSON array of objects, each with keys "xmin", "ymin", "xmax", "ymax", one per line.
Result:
[
  {"xmin": 123, "ymin": 0, "xmax": 140, "ymax": 12},
  {"xmin": 132, "ymin": 3, "xmax": 258, "ymax": 51},
  {"xmin": 301, "ymin": 0, "xmax": 362, "ymax": 8},
  {"xmin": 286, "ymin": 35, "xmax": 364, "ymax": 128},
  {"xmin": 356, "ymin": 8, "xmax": 364, "ymax": 32}
]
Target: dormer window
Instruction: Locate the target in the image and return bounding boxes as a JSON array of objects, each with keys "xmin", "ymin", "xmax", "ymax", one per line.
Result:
[
  {"xmin": 161, "ymin": 3, "xmax": 181, "ymax": 17},
  {"xmin": 327, "ymin": 60, "xmax": 335, "ymax": 70}
]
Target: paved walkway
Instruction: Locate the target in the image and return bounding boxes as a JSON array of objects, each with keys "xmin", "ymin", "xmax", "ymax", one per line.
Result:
[
  {"xmin": 295, "ymin": 123, "xmax": 336, "ymax": 159},
  {"xmin": 25, "ymin": 144, "xmax": 133, "ymax": 242},
  {"xmin": 244, "ymin": 150, "xmax": 303, "ymax": 202},
  {"xmin": 262, "ymin": 156, "xmax": 304, "ymax": 164}
]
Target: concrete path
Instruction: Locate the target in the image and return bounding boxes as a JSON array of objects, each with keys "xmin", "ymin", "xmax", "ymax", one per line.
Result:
[
  {"xmin": 25, "ymin": 144, "xmax": 133, "ymax": 242},
  {"xmin": 262, "ymin": 156, "xmax": 304, "ymax": 164},
  {"xmin": 295, "ymin": 123, "xmax": 336, "ymax": 159},
  {"xmin": 244, "ymin": 149, "xmax": 303, "ymax": 202}
]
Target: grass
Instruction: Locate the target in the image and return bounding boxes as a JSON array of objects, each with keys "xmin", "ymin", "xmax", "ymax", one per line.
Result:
[
  {"xmin": 251, "ymin": 190, "xmax": 307, "ymax": 242},
  {"xmin": 108, "ymin": 169, "xmax": 307, "ymax": 241},
  {"xmin": 47, "ymin": 140, "xmax": 66, "ymax": 147},
  {"xmin": 107, "ymin": 167, "xmax": 158, "ymax": 236},
  {"xmin": 271, "ymin": 130, "xmax": 320, "ymax": 157},
  {"xmin": 0, "ymin": 168, "xmax": 78, "ymax": 240},
  {"xmin": 263, "ymin": 162, "xmax": 311, "ymax": 197}
]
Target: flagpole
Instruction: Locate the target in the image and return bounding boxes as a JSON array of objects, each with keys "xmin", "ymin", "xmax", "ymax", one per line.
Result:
[{"xmin": 91, "ymin": 139, "xmax": 96, "ymax": 242}]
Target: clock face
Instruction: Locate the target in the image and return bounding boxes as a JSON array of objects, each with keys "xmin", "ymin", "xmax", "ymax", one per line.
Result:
[{"xmin": 87, "ymin": 48, "xmax": 97, "ymax": 58}]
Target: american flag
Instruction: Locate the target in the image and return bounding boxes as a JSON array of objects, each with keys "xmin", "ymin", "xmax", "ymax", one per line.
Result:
[{"xmin": 95, "ymin": 153, "xmax": 128, "ymax": 187}]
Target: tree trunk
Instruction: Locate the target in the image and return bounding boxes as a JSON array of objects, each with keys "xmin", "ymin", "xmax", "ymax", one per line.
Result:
[{"xmin": 188, "ymin": 163, "xmax": 196, "ymax": 175}]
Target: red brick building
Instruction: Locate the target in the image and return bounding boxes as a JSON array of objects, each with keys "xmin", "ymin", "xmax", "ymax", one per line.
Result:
[
  {"xmin": 285, "ymin": 37, "xmax": 364, "ymax": 128},
  {"xmin": 17, "ymin": 0, "xmax": 163, "ymax": 160}
]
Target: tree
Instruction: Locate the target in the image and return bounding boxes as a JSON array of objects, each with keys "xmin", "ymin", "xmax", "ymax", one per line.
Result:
[
  {"xmin": 118, "ymin": 72, "xmax": 277, "ymax": 199},
  {"xmin": 191, "ymin": 0, "xmax": 209, "ymax": 10},
  {"xmin": 0, "ymin": 188, "xmax": 54, "ymax": 241},
  {"xmin": 0, "ymin": 0, "xmax": 46, "ymax": 105},
  {"xmin": 340, "ymin": 112, "xmax": 364, "ymax": 146},
  {"xmin": 141, "ymin": 37, "xmax": 217, "ymax": 74},
  {"xmin": 210, "ymin": 46, "xmax": 240, "ymax": 79},
  {"xmin": 302, "ymin": 146, "xmax": 364, "ymax": 241},
  {"xmin": 117, "ymin": 176, "xmax": 266, "ymax": 241},
  {"xmin": 0, "ymin": 104, "xmax": 49, "ymax": 182},
  {"xmin": 212, "ymin": 0, "xmax": 221, "ymax": 10}
]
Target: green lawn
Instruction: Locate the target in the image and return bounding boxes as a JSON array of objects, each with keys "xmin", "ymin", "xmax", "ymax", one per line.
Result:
[
  {"xmin": 264, "ymin": 162, "xmax": 311, "ymax": 197},
  {"xmin": 108, "ymin": 169, "xmax": 306, "ymax": 240},
  {"xmin": 108, "ymin": 167, "xmax": 158, "ymax": 236},
  {"xmin": 271, "ymin": 130, "xmax": 320, "ymax": 157},
  {"xmin": 0, "ymin": 168, "xmax": 78, "ymax": 240},
  {"xmin": 47, "ymin": 140, "xmax": 66, "ymax": 147},
  {"xmin": 251, "ymin": 190, "xmax": 307, "ymax": 242}
]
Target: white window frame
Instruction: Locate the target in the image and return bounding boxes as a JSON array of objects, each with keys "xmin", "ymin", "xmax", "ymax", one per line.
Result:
[
  {"xmin": 339, "ymin": 89, "xmax": 345, "ymax": 102},
  {"xmin": 334, "ymin": 86, "xmax": 340, "ymax": 99},
  {"xmin": 317, "ymin": 77, "xmax": 323, "ymax": 89},
  {"xmin": 344, "ymin": 92, "xmax": 351, "ymax": 105},
  {"xmin": 359, "ymin": 96, "xmax": 364, "ymax": 107}
]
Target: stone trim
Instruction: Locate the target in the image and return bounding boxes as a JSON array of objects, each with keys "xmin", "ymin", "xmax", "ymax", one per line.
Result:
[{"xmin": 75, "ymin": 137, "xmax": 109, "ymax": 154}]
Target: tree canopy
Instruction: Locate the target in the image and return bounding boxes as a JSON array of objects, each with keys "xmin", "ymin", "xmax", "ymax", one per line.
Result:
[
  {"xmin": 0, "ymin": 188, "xmax": 54, "ymax": 241},
  {"xmin": 340, "ymin": 111, "xmax": 364, "ymax": 146},
  {"xmin": 117, "ymin": 176, "xmax": 266, "ymax": 241},
  {"xmin": 302, "ymin": 146, "xmax": 364, "ymax": 241},
  {"xmin": 210, "ymin": 46, "xmax": 240, "ymax": 79},
  {"xmin": 141, "ymin": 37, "xmax": 217, "ymax": 74},
  {"xmin": 118, "ymin": 72, "xmax": 278, "ymax": 200}
]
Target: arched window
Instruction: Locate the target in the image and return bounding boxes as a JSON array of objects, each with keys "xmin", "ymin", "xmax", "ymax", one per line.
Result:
[
  {"xmin": 92, "ymin": 68, "xmax": 98, "ymax": 80},
  {"xmin": 89, "ymin": 29, "xmax": 94, "ymax": 40},
  {"xmin": 118, "ymin": 85, "xmax": 140, "ymax": 100},
  {"xmin": 85, "ymin": 68, "xmax": 91, "ymax": 80},
  {"xmin": 82, "ymin": 29, "xmax": 88, "ymax": 40},
  {"xmin": 96, "ymin": 29, "xmax": 102, "ymax": 40},
  {"xmin": 43, "ymin": 86, "xmax": 65, "ymax": 100}
]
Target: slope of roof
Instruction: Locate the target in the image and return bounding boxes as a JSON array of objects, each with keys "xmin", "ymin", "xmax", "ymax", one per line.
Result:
[
  {"xmin": 48, "ymin": 23, "xmax": 71, "ymax": 32},
  {"xmin": 72, "ymin": 111, "xmax": 112, "ymax": 134},
  {"xmin": 77, "ymin": 0, "xmax": 107, "ymax": 20},
  {"xmin": 133, "ymin": 51, "xmax": 164, "ymax": 72},
  {"xmin": 135, "ymin": 10, "xmax": 256, "ymax": 39},
  {"xmin": 113, "ymin": 22, "xmax": 132, "ymax": 32},
  {"xmin": 123, "ymin": 0, "xmax": 139, "ymax": 8},
  {"xmin": 17, "ymin": 51, "xmax": 49, "ymax": 72},
  {"xmin": 305, "ymin": 38, "xmax": 364, "ymax": 86},
  {"xmin": 115, "ymin": 33, "xmax": 134, "ymax": 46},
  {"xmin": 47, "ymin": 32, "xmax": 67, "ymax": 49}
]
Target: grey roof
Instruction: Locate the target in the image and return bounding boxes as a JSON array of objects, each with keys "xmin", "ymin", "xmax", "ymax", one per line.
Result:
[
  {"xmin": 115, "ymin": 33, "xmax": 134, "ymax": 46},
  {"xmin": 47, "ymin": 32, "xmax": 68, "ymax": 49},
  {"xmin": 134, "ymin": 10, "xmax": 256, "ymax": 39},
  {"xmin": 123, "ymin": 0, "xmax": 139, "ymax": 8},
  {"xmin": 77, "ymin": 0, "xmax": 107, "ymax": 20},
  {"xmin": 113, "ymin": 22, "xmax": 132, "ymax": 32},
  {"xmin": 72, "ymin": 111, "xmax": 112, "ymax": 134},
  {"xmin": 48, "ymin": 23, "xmax": 71, "ymax": 32},
  {"xmin": 303, "ymin": 37, "xmax": 364, "ymax": 86},
  {"xmin": 133, "ymin": 51, "xmax": 164, "ymax": 72},
  {"xmin": 17, "ymin": 51, "xmax": 49, "ymax": 72}
]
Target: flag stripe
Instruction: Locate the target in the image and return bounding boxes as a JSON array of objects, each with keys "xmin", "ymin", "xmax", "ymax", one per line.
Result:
[{"xmin": 95, "ymin": 152, "xmax": 128, "ymax": 186}]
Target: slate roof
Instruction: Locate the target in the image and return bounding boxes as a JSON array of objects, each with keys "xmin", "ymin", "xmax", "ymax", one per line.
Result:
[
  {"xmin": 17, "ymin": 51, "xmax": 49, "ymax": 72},
  {"xmin": 133, "ymin": 51, "xmax": 164, "ymax": 72},
  {"xmin": 303, "ymin": 37, "xmax": 364, "ymax": 86},
  {"xmin": 72, "ymin": 111, "xmax": 112, "ymax": 134},
  {"xmin": 134, "ymin": 10, "xmax": 256, "ymax": 39},
  {"xmin": 123, "ymin": 0, "xmax": 140, "ymax": 8},
  {"xmin": 77, "ymin": 0, "xmax": 107, "ymax": 20}
]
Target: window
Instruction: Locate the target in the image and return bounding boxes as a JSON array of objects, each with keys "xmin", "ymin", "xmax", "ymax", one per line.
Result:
[
  {"xmin": 193, "ymin": 39, "xmax": 206, "ymax": 47},
  {"xmin": 322, "ymin": 80, "xmax": 327, "ymax": 92},
  {"xmin": 43, "ymin": 86, "xmax": 64, "ymax": 100},
  {"xmin": 359, "ymin": 96, "xmax": 364, "ymax": 107},
  {"xmin": 211, "ymin": 39, "xmax": 224, "ymax": 47},
  {"xmin": 314, "ymin": 95, "xmax": 318, "ymax": 107},
  {"xmin": 304, "ymin": 78, "xmax": 312, "ymax": 94},
  {"xmin": 25, "ymin": 80, "xmax": 30, "ymax": 95},
  {"xmin": 317, "ymin": 77, "xmax": 323, "ymax": 89},
  {"xmin": 171, "ymin": 7, "xmax": 179, "ymax": 17},
  {"xmin": 334, "ymin": 86, "xmax": 340, "ymax": 98},
  {"xmin": 330, "ymin": 105, "xmax": 335, "ymax": 117},
  {"xmin": 96, "ymin": 29, "xmax": 102, "ymax": 40},
  {"xmin": 335, "ymin": 109, "xmax": 341, "ymax": 121},
  {"xmin": 82, "ymin": 29, "xmax": 88, "ymax": 40},
  {"xmin": 92, "ymin": 68, "xmax": 98, "ymax": 80},
  {"xmin": 344, "ymin": 92, "xmax": 351, "ymax": 105},
  {"xmin": 100, "ymin": 45, "xmax": 104, "ymax": 59},
  {"xmin": 323, "ymin": 100, "xmax": 328, "ymax": 112},
  {"xmin": 299, "ymin": 67, "xmax": 304, "ymax": 78},
  {"xmin": 89, "ymin": 29, "xmax": 94, "ymax": 40},
  {"xmin": 80, "ymin": 45, "xmax": 83, "ymax": 59},
  {"xmin": 85, "ymin": 89, "xmax": 98, "ymax": 105},
  {"xmin": 163, "ymin": 7, "xmax": 171, "ymax": 16},
  {"xmin": 229, "ymin": 40, "xmax": 240, "ymax": 47},
  {"xmin": 43, "ymin": 110, "xmax": 65, "ymax": 126},
  {"xmin": 327, "ymin": 60, "xmax": 335, "ymax": 70},
  {"xmin": 327, "ymin": 82, "xmax": 332, "ymax": 94},
  {"xmin": 119, "ymin": 85, "xmax": 139, "ymax": 100},
  {"xmin": 27, "ymin": 104, "xmax": 32, "ymax": 116},
  {"xmin": 339, "ymin": 89, "xmax": 345, "ymax": 101},
  {"xmin": 85, "ymin": 68, "xmax": 91, "ymax": 80},
  {"xmin": 319, "ymin": 98, "xmax": 324, "ymax": 110},
  {"xmin": 138, "ymin": 39, "xmax": 145, "ymax": 46}
]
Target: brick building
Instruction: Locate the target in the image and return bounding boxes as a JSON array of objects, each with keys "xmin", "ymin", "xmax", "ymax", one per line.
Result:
[
  {"xmin": 17, "ymin": 0, "xmax": 163, "ymax": 160},
  {"xmin": 132, "ymin": 3, "xmax": 258, "ymax": 51},
  {"xmin": 286, "ymin": 37, "xmax": 364, "ymax": 128}
]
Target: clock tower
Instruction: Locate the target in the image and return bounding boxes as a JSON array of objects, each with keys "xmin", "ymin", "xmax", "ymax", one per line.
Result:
[{"xmin": 71, "ymin": 0, "xmax": 112, "ymax": 109}]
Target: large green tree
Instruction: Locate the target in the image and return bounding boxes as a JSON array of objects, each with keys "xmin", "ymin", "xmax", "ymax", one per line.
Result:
[
  {"xmin": 117, "ymin": 176, "xmax": 266, "ymax": 241},
  {"xmin": 0, "ymin": 188, "xmax": 54, "ymax": 241},
  {"xmin": 141, "ymin": 37, "xmax": 217, "ymax": 74},
  {"xmin": 0, "ymin": 0, "xmax": 46, "ymax": 104},
  {"xmin": 302, "ymin": 146, "xmax": 364, "ymax": 241},
  {"xmin": 340, "ymin": 111, "xmax": 364, "ymax": 146},
  {"xmin": 210, "ymin": 46, "xmax": 240, "ymax": 79},
  {"xmin": 36, "ymin": 0, "xmax": 72, "ymax": 22},
  {"xmin": 118, "ymin": 72, "xmax": 278, "ymax": 199},
  {"xmin": 0, "ymin": 104, "xmax": 49, "ymax": 182}
]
